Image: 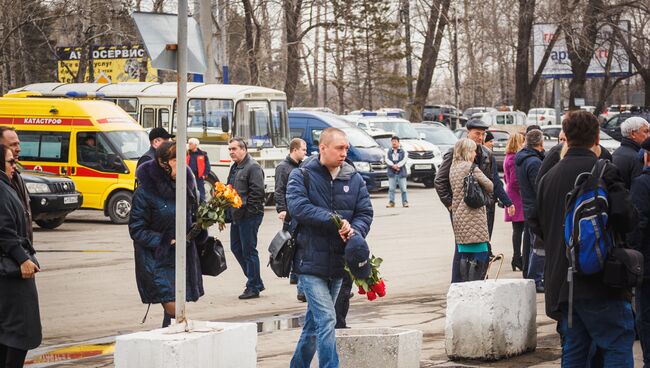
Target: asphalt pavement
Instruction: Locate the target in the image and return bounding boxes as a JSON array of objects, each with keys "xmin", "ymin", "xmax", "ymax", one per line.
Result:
[{"xmin": 24, "ymin": 185, "xmax": 644, "ymax": 367}]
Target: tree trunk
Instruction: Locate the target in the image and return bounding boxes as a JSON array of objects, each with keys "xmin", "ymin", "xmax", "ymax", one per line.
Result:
[
  {"xmin": 311, "ymin": 1, "xmax": 320, "ymax": 106},
  {"xmin": 513, "ymin": 0, "xmax": 535, "ymax": 112},
  {"xmin": 242, "ymin": 0, "xmax": 260, "ymax": 85},
  {"xmin": 408, "ymin": 0, "xmax": 451, "ymax": 122},
  {"xmin": 283, "ymin": 0, "xmax": 303, "ymax": 107}
]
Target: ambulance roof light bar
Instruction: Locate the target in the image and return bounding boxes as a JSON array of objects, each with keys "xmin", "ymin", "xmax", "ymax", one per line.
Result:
[{"xmin": 65, "ymin": 91, "xmax": 106, "ymax": 99}]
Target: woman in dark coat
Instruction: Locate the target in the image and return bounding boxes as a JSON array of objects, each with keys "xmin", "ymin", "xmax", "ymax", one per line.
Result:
[
  {"xmin": 0, "ymin": 144, "xmax": 41, "ymax": 368},
  {"xmin": 128, "ymin": 141, "xmax": 206, "ymax": 327}
]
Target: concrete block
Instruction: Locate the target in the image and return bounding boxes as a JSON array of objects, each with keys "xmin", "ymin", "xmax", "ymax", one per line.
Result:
[
  {"xmin": 445, "ymin": 279, "xmax": 537, "ymax": 360},
  {"xmin": 114, "ymin": 321, "xmax": 257, "ymax": 368},
  {"xmin": 336, "ymin": 327, "xmax": 422, "ymax": 368}
]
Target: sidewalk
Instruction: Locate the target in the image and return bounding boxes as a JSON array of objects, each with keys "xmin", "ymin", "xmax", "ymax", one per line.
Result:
[{"xmin": 24, "ymin": 289, "xmax": 645, "ymax": 367}]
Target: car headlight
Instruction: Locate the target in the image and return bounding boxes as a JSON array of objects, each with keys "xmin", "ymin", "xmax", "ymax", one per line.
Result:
[
  {"xmin": 26, "ymin": 183, "xmax": 51, "ymax": 193},
  {"xmin": 354, "ymin": 161, "xmax": 371, "ymax": 172}
]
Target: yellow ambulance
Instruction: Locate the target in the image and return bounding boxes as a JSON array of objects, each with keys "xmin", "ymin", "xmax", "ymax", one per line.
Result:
[{"xmin": 0, "ymin": 96, "xmax": 149, "ymax": 223}]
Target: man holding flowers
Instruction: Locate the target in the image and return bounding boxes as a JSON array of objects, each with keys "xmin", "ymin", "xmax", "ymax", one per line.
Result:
[
  {"xmin": 226, "ymin": 137, "xmax": 266, "ymax": 300},
  {"xmin": 286, "ymin": 128, "xmax": 373, "ymax": 368}
]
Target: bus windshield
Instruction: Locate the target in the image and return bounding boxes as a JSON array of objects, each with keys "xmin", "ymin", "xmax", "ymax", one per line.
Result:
[
  {"xmin": 104, "ymin": 130, "xmax": 150, "ymax": 160},
  {"xmin": 236, "ymin": 100, "xmax": 290, "ymax": 148}
]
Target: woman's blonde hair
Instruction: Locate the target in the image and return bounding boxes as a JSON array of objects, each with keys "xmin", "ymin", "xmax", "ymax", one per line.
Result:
[
  {"xmin": 453, "ymin": 138, "xmax": 477, "ymax": 163},
  {"xmin": 505, "ymin": 133, "xmax": 525, "ymax": 154}
]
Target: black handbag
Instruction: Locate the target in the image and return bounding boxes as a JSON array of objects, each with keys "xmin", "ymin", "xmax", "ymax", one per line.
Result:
[
  {"xmin": 463, "ymin": 164, "xmax": 487, "ymax": 209},
  {"xmin": 268, "ymin": 229, "xmax": 295, "ymax": 278},
  {"xmin": 196, "ymin": 237, "xmax": 227, "ymax": 277},
  {"xmin": 0, "ymin": 251, "xmax": 39, "ymax": 279},
  {"xmin": 602, "ymin": 247, "xmax": 644, "ymax": 288}
]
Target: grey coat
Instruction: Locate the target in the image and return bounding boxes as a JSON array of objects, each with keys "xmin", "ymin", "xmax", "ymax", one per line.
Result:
[{"xmin": 0, "ymin": 171, "xmax": 42, "ymax": 350}]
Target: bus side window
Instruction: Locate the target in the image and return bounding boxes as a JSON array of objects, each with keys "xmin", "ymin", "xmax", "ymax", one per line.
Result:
[
  {"xmin": 159, "ymin": 108, "xmax": 170, "ymax": 129},
  {"xmin": 142, "ymin": 108, "xmax": 155, "ymax": 129}
]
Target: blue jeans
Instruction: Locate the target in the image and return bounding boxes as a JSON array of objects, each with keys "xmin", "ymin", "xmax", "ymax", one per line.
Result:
[
  {"xmin": 526, "ymin": 229, "xmax": 544, "ymax": 288},
  {"xmin": 558, "ymin": 299, "xmax": 635, "ymax": 367},
  {"xmin": 230, "ymin": 213, "xmax": 264, "ymax": 292},
  {"xmin": 388, "ymin": 176, "xmax": 407, "ymax": 204},
  {"xmin": 291, "ymin": 274, "xmax": 343, "ymax": 368},
  {"xmin": 197, "ymin": 178, "xmax": 206, "ymax": 202},
  {"xmin": 637, "ymin": 280, "xmax": 650, "ymax": 366}
]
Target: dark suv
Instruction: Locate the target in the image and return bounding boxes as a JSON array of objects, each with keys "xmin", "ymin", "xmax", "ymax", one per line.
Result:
[
  {"xmin": 19, "ymin": 165, "xmax": 83, "ymax": 229},
  {"xmin": 423, "ymin": 105, "xmax": 467, "ymax": 128},
  {"xmin": 601, "ymin": 110, "xmax": 650, "ymax": 141}
]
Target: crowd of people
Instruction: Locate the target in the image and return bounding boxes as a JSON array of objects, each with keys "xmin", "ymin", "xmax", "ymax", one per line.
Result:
[{"xmin": 4, "ymin": 108, "xmax": 650, "ymax": 367}]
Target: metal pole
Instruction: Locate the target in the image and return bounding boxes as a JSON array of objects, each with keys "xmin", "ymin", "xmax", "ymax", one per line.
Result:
[
  {"xmin": 175, "ymin": 0, "xmax": 188, "ymax": 326},
  {"xmin": 554, "ymin": 78, "xmax": 561, "ymax": 125}
]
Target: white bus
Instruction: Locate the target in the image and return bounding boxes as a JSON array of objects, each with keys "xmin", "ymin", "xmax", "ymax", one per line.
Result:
[{"xmin": 8, "ymin": 82, "xmax": 291, "ymax": 199}]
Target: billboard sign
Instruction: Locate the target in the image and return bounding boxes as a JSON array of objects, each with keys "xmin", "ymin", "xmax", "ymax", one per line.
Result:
[
  {"xmin": 57, "ymin": 44, "xmax": 158, "ymax": 83},
  {"xmin": 532, "ymin": 21, "xmax": 632, "ymax": 79}
]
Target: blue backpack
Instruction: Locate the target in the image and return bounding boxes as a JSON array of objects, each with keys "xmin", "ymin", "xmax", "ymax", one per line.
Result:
[
  {"xmin": 564, "ymin": 159, "xmax": 613, "ymax": 276},
  {"xmin": 563, "ymin": 159, "xmax": 613, "ymax": 327}
]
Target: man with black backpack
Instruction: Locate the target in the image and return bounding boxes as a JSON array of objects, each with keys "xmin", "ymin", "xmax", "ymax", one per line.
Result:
[{"xmin": 531, "ymin": 110, "xmax": 639, "ymax": 366}]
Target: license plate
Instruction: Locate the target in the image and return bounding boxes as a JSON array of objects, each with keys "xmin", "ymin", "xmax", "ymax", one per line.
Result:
[
  {"xmin": 414, "ymin": 164, "xmax": 432, "ymax": 170},
  {"xmin": 380, "ymin": 180, "xmax": 389, "ymax": 188},
  {"xmin": 64, "ymin": 196, "xmax": 78, "ymax": 204},
  {"xmin": 493, "ymin": 146, "xmax": 505, "ymax": 152}
]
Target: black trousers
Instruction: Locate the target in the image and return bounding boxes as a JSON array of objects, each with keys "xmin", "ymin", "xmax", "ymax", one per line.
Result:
[
  {"xmin": 511, "ymin": 221, "xmax": 525, "ymax": 260},
  {"xmin": 0, "ymin": 344, "xmax": 27, "ymax": 368},
  {"xmin": 522, "ymin": 222, "xmax": 532, "ymax": 277},
  {"xmin": 335, "ymin": 273, "xmax": 353, "ymax": 328}
]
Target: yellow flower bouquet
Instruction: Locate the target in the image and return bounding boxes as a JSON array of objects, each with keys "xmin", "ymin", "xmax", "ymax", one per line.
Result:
[{"xmin": 196, "ymin": 182, "xmax": 242, "ymax": 232}]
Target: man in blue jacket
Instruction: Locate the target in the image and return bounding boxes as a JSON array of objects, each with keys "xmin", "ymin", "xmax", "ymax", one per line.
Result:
[
  {"xmin": 287, "ymin": 127, "xmax": 373, "ymax": 368},
  {"xmin": 386, "ymin": 136, "xmax": 408, "ymax": 207},
  {"xmin": 515, "ymin": 129, "xmax": 545, "ymax": 292}
]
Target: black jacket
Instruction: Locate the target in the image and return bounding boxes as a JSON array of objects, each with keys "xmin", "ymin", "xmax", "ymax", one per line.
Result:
[
  {"xmin": 629, "ymin": 167, "xmax": 650, "ymax": 275},
  {"xmin": 612, "ymin": 137, "xmax": 643, "ymax": 189},
  {"xmin": 515, "ymin": 147, "xmax": 544, "ymax": 220},
  {"xmin": 137, "ymin": 146, "xmax": 156, "ymax": 168},
  {"xmin": 530, "ymin": 147, "xmax": 637, "ymax": 321},
  {"xmin": 227, "ymin": 154, "xmax": 265, "ymax": 221},
  {"xmin": 274, "ymin": 155, "xmax": 301, "ymax": 221},
  {"xmin": 435, "ymin": 145, "xmax": 494, "ymax": 208},
  {"xmin": 538, "ymin": 143, "xmax": 612, "ymax": 182},
  {"xmin": 0, "ymin": 171, "xmax": 42, "ymax": 350}
]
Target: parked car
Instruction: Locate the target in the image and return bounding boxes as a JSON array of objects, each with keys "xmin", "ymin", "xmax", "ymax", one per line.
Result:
[
  {"xmin": 454, "ymin": 128, "xmax": 510, "ymax": 171},
  {"xmin": 463, "ymin": 107, "xmax": 497, "ymax": 119},
  {"xmin": 422, "ymin": 105, "xmax": 467, "ymax": 127},
  {"xmin": 601, "ymin": 111, "xmax": 650, "ymax": 141},
  {"xmin": 289, "ymin": 110, "xmax": 388, "ymax": 191},
  {"xmin": 527, "ymin": 108, "xmax": 557, "ymax": 125},
  {"xmin": 344, "ymin": 116, "xmax": 442, "ymax": 187},
  {"xmin": 19, "ymin": 163, "xmax": 83, "ymax": 229},
  {"xmin": 541, "ymin": 125, "xmax": 619, "ymax": 153},
  {"xmin": 412, "ymin": 123, "xmax": 457, "ymax": 154}
]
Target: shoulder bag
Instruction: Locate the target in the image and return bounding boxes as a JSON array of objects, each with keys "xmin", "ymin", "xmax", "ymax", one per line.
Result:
[
  {"xmin": 195, "ymin": 236, "xmax": 227, "ymax": 277},
  {"xmin": 463, "ymin": 164, "xmax": 487, "ymax": 209}
]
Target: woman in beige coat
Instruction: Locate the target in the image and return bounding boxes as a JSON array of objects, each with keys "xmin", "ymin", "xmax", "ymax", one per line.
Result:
[{"xmin": 450, "ymin": 138, "xmax": 494, "ymax": 281}]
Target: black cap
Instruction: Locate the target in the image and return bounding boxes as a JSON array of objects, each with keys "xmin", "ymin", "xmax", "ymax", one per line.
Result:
[
  {"xmin": 526, "ymin": 124, "xmax": 541, "ymax": 133},
  {"xmin": 484, "ymin": 131, "xmax": 494, "ymax": 143},
  {"xmin": 345, "ymin": 235, "xmax": 371, "ymax": 279},
  {"xmin": 641, "ymin": 137, "xmax": 650, "ymax": 152},
  {"xmin": 149, "ymin": 127, "xmax": 173, "ymax": 142},
  {"xmin": 465, "ymin": 119, "xmax": 490, "ymax": 130}
]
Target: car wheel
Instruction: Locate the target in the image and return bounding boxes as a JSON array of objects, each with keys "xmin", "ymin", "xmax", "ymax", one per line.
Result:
[
  {"xmin": 423, "ymin": 178, "xmax": 435, "ymax": 188},
  {"xmin": 107, "ymin": 191, "xmax": 132, "ymax": 224},
  {"xmin": 35, "ymin": 216, "xmax": 66, "ymax": 229}
]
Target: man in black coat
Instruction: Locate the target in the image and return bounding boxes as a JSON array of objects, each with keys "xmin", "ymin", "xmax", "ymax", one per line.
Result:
[
  {"xmin": 274, "ymin": 137, "xmax": 307, "ymax": 300},
  {"xmin": 515, "ymin": 129, "xmax": 545, "ymax": 292},
  {"xmin": 435, "ymin": 119, "xmax": 514, "ymax": 283},
  {"xmin": 0, "ymin": 126, "xmax": 32, "ymax": 242},
  {"xmin": 531, "ymin": 110, "xmax": 638, "ymax": 365},
  {"xmin": 630, "ymin": 137, "xmax": 650, "ymax": 366},
  {"xmin": 227, "ymin": 137, "xmax": 266, "ymax": 300},
  {"xmin": 612, "ymin": 116, "xmax": 649, "ymax": 189}
]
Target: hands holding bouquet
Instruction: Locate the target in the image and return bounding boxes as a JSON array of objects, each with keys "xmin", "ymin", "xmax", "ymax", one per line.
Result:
[
  {"xmin": 196, "ymin": 182, "xmax": 242, "ymax": 232},
  {"xmin": 332, "ymin": 213, "xmax": 386, "ymax": 302}
]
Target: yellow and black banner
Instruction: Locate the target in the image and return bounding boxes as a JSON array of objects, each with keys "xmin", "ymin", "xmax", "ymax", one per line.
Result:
[{"xmin": 56, "ymin": 45, "xmax": 158, "ymax": 83}]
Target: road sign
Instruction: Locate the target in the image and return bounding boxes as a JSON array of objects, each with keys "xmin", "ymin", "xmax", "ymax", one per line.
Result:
[{"xmin": 131, "ymin": 12, "xmax": 206, "ymax": 74}]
